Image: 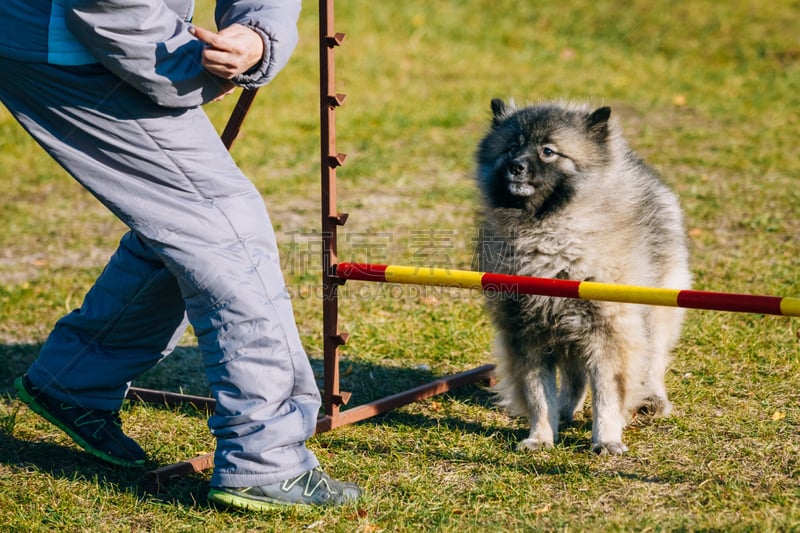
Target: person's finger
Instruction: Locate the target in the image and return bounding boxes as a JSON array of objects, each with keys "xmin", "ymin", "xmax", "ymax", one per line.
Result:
[
  {"xmin": 189, "ymin": 25, "xmax": 234, "ymax": 52},
  {"xmin": 200, "ymin": 50, "xmax": 242, "ymax": 77}
]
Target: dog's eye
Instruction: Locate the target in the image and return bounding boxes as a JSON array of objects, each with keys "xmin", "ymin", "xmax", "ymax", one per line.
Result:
[{"xmin": 541, "ymin": 146, "xmax": 559, "ymax": 160}]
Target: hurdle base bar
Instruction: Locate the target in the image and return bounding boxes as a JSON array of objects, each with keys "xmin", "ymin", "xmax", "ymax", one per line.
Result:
[
  {"xmin": 314, "ymin": 363, "xmax": 496, "ymax": 431},
  {"xmin": 126, "ymin": 387, "xmax": 216, "ymax": 412},
  {"xmin": 128, "ymin": 363, "xmax": 495, "ymax": 491},
  {"xmin": 144, "ymin": 451, "xmax": 216, "ymax": 494}
]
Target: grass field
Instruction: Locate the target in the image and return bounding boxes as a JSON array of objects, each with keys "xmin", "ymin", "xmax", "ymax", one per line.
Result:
[{"xmin": 1, "ymin": 0, "xmax": 798, "ymax": 531}]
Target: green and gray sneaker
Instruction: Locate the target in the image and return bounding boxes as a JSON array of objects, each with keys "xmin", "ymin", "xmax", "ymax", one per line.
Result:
[
  {"xmin": 208, "ymin": 467, "xmax": 363, "ymax": 511},
  {"xmin": 14, "ymin": 375, "xmax": 146, "ymax": 468}
]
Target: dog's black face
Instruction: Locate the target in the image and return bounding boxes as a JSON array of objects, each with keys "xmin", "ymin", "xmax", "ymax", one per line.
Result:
[{"xmin": 476, "ymin": 99, "xmax": 612, "ymax": 218}]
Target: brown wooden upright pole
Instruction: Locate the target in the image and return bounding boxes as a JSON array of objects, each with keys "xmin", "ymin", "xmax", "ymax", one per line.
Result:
[{"xmin": 319, "ymin": 0, "xmax": 350, "ymax": 427}]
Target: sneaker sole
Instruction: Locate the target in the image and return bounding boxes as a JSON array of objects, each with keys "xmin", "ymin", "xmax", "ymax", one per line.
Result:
[
  {"xmin": 207, "ymin": 488, "xmax": 296, "ymax": 512},
  {"xmin": 14, "ymin": 377, "xmax": 145, "ymax": 469}
]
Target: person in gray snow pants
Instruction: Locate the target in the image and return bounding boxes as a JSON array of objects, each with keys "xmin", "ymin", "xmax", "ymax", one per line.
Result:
[{"xmin": 0, "ymin": 0, "xmax": 361, "ymax": 510}]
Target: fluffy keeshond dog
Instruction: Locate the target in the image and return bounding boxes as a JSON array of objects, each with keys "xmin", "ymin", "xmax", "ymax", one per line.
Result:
[{"xmin": 475, "ymin": 99, "xmax": 691, "ymax": 454}]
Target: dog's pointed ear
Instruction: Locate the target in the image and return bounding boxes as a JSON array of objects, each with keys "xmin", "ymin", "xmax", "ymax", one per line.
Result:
[
  {"xmin": 585, "ymin": 106, "xmax": 611, "ymax": 141},
  {"xmin": 491, "ymin": 98, "xmax": 514, "ymax": 124},
  {"xmin": 491, "ymin": 98, "xmax": 507, "ymax": 117}
]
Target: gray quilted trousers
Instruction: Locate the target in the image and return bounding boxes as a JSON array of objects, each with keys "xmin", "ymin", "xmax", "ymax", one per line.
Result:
[{"xmin": 0, "ymin": 58, "xmax": 320, "ymax": 488}]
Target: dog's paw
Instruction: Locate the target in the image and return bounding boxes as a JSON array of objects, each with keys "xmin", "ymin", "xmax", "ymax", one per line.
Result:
[
  {"xmin": 591, "ymin": 441, "xmax": 628, "ymax": 455},
  {"xmin": 517, "ymin": 438, "xmax": 555, "ymax": 452},
  {"xmin": 637, "ymin": 396, "xmax": 673, "ymax": 418}
]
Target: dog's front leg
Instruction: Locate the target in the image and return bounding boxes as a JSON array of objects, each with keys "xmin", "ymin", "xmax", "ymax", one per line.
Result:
[
  {"xmin": 588, "ymin": 352, "xmax": 629, "ymax": 455},
  {"xmin": 517, "ymin": 363, "xmax": 560, "ymax": 451}
]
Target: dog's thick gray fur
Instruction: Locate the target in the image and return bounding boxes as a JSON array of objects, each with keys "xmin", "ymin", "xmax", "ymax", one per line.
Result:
[{"xmin": 476, "ymin": 99, "xmax": 691, "ymax": 454}]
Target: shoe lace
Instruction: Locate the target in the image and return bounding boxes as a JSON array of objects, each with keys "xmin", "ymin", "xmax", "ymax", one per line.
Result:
[
  {"xmin": 282, "ymin": 468, "xmax": 336, "ymax": 498},
  {"xmin": 60, "ymin": 404, "xmax": 123, "ymax": 436}
]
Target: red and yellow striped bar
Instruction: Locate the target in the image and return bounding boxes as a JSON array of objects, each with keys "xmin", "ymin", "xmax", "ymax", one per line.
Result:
[{"xmin": 335, "ymin": 262, "xmax": 800, "ymax": 317}]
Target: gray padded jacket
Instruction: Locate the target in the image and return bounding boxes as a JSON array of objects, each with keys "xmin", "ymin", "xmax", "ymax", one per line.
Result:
[{"xmin": 0, "ymin": 0, "xmax": 301, "ymax": 107}]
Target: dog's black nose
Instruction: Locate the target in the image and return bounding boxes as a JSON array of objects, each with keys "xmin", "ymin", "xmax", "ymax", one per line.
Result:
[{"xmin": 509, "ymin": 159, "xmax": 527, "ymax": 176}]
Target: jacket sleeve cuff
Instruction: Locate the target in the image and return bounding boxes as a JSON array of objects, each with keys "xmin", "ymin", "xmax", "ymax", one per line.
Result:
[{"xmin": 230, "ymin": 25, "xmax": 272, "ymax": 89}]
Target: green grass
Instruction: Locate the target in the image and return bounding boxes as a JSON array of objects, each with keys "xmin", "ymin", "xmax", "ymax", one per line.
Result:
[{"xmin": 1, "ymin": 0, "xmax": 799, "ymax": 530}]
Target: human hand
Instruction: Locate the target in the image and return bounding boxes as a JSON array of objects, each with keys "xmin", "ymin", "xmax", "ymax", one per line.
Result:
[{"xmin": 190, "ymin": 24, "xmax": 265, "ymax": 79}]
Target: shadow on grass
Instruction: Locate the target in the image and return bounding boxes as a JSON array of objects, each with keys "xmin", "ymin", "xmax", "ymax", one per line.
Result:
[
  {"xmin": 1, "ymin": 342, "xmax": 515, "ymax": 507},
  {"xmin": 0, "ymin": 343, "xmax": 41, "ymax": 395},
  {"xmin": 0, "ymin": 422, "xmax": 210, "ymax": 508}
]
